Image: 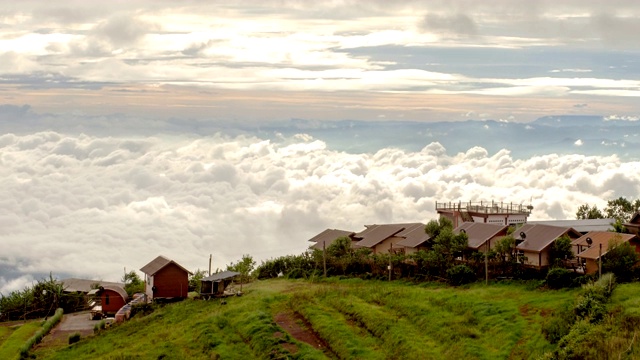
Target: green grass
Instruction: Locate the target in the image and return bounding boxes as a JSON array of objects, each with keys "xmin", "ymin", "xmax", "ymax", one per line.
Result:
[
  {"xmin": 0, "ymin": 321, "xmax": 42, "ymax": 360},
  {"xmin": 0, "ymin": 326, "xmax": 10, "ymax": 343},
  {"xmin": 28, "ymin": 278, "xmax": 640, "ymax": 359}
]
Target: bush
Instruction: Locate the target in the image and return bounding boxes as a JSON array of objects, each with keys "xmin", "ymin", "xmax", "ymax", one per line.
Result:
[
  {"xmin": 546, "ymin": 268, "xmax": 576, "ymax": 289},
  {"xmin": 574, "ymin": 274, "xmax": 616, "ymax": 323},
  {"xmin": 555, "ymin": 320, "xmax": 608, "ymax": 359},
  {"xmin": 68, "ymin": 332, "xmax": 81, "ymax": 344},
  {"xmin": 130, "ymin": 302, "xmax": 154, "ymax": 318},
  {"xmin": 20, "ymin": 308, "xmax": 64, "ymax": 358},
  {"xmin": 574, "ymin": 295, "xmax": 607, "ymax": 323},
  {"xmin": 446, "ymin": 265, "xmax": 476, "ymax": 286},
  {"xmin": 541, "ymin": 306, "xmax": 575, "ymax": 344},
  {"xmin": 94, "ymin": 320, "xmax": 107, "ymax": 334}
]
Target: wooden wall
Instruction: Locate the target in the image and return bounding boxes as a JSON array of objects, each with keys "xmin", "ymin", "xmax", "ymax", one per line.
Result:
[{"xmin": 152, "ymin": 263, "xmax": 189, "ymax": 299}]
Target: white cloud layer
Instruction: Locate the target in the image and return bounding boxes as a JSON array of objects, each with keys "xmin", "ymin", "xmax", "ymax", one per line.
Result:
[{"xmin": 1, "ymin": 131, "xmax": 638, "ymax": 293}]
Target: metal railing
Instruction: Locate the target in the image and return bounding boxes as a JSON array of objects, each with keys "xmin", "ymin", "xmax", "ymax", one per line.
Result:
[{"xmin": 435, "ymin": 201, "xmax": 533, "ymax": 214}]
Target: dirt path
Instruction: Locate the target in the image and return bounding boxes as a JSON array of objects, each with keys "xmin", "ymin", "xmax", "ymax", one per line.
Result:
[{"xmin": 274, "ymin": 311, "xmax": 333, "ymax": 356}]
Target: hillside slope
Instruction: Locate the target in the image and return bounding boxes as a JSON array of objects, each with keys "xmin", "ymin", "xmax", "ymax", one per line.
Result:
[{"xmin": 32, "ymin": 279, "xmax": 640, "ymax": 359}]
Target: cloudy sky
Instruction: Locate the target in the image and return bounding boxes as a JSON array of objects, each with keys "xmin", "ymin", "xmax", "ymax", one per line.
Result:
[{"xmin": 1, "ymin": 1, "xmax": 640, "ymax": 293}]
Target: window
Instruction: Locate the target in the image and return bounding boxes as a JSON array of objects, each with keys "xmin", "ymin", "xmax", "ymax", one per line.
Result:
[{"xmin": 105, "ymin": 293, "xmax": 110, "ymax": 305}]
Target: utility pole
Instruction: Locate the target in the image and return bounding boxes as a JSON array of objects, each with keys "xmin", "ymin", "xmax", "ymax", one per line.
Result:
[
  {"xmin": 485, "ymin": 241, "xmax": 489, "ymax": 285},
  {"xmin": 209, "ymin": 254, "xmax": 212, "ymax": 276},
  {"xmin": 599, "ymin": 243, "xmax": 602, "ymax": 279},
  {"xmin": 389, "ymin": 243, "xmax": 393, "ymax": 282},
  {"xmin": 323, "ymin": 242, "xmax": 327, "ymax": 277}
]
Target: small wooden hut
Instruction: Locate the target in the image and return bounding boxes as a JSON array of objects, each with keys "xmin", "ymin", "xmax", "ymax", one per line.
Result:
[{"xmin": 200, "ymin": 271, "xmax": 239, "ymax": 299}]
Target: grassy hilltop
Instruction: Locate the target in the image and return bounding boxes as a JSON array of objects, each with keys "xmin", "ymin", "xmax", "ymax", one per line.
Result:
[{"xmin": 30, "ymin": 278, "xmax": 640, "ymax": 359}]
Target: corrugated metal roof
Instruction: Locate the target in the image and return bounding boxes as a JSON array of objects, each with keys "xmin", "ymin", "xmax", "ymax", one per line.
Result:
[
  {"xmin": 395, "ymin": 223, "xmax": 430, "ymax": 248},
  {"xmin": 515, "ymin": 224, "xmax": 582, "ymax": 252},
  {"xmin": 61, "ymin": 278, "xmax": 124, "ymax": 293},
  {"xmin": 100, "ymin": 285, "xmax": 129, "ymax": 302},
  {"xmin": 202, "ymin": 271, "xmax": 240, "ymax": 282},
  {"xmin": 354, "ymin": 223, "xmax": 414, "ymax": 248},
  {"xmin": 454, "ymin": 222, "xmax": 508, "ymax": 249},
  {"xmin": 574, "ymin": 231, "xmax": 637, "ymax": 260},
  {"xmin": 308, "ymin": 228, "xmax": 354, "ymax": 250},
  {"xmin": 140, "ymin": 255, "xmax": 192, "ymax": 276},
  {"xmin": 528, "ymin": 219, "xmax": 615, "ymax": 233}
]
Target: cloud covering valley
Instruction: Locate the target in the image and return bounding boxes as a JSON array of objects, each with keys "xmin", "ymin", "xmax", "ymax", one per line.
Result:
[{"xmin": 1, "ymin": 130, "xmax": 638, "ymax": 293}]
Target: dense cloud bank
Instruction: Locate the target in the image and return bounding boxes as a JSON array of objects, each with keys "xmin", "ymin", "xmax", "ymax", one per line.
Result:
[{"xmin": 1, "ymin": 132, "xmax": 638, "ymax": 293}]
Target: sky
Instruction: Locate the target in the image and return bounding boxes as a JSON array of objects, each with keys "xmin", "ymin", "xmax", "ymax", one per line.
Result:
[{"xmin": 1, "ymin": 1, "xmax": 640, "ymax": 294}]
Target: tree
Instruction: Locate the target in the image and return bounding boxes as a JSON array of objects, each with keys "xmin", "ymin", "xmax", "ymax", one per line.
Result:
[
  {"xmin": 576, "ymin": 204, "xmax": 604, "ymax": 220},
  {"xmin": 227, "ymin": 254, "xmax": 256, "ymax": 285},
  {"xmin": 604, "ymin": 197, "xmax": 640, "ymax": 223},
  {"xmin": 30, "ymin": 274, "xmax": 64, "ymax": 318},
  {"xmin": 425, "ymin": 217, "xmax": 453, "ymax": 239},
  {"xmin": 327, "ymin": 236, "xmax": 352, "ymax": 258},
  {"xmin": 420, "ymin": 218, "xmax": 468, "ymax": 276},
  {"xmin": 602, "ymin": 236, "xmax": 639, "ymax": 282},
  {"xmin": 188, "ymin": 269, "xmax": 207, "ymax": 293},
  {"xmin": 121, "ymin": 270, "xmax": 144, "ymax": 297},
  {"xmin": 494, "ymin": 235, "xmax": 516, "ymax": 263},
  {"xmin": 549, "ymin": 235, "xmax": 574, "ymax": 267},
  {"xmin": 492, "ymin": 234, "xmax": 528, "ymax": 277}
]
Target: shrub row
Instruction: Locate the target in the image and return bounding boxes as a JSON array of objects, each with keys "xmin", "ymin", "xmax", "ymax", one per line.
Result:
[
  {"xmin": 19, "ymin": 307, "xmax": 64, "ymax": 358},
  {"xmin": 542, "ymin": 274, "xmax": 620, "ymax": 359}
]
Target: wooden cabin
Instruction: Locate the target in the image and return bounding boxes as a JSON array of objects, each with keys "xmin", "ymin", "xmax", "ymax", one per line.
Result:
[
  {"xmin": 98, "ymin": 285, "xmax": 129, "ymax": 315},
  {"xmin": 514, "ymin": 224, "xmax": 582, "ymax": 269},
  {"xmin": 140, "ymin": 255, "xmax": 192, "ymax": 302},
  {"xmin": 200, "ymin": 271, "xmax": 239, "ymax": 299},
  {"xmin": 572, "ymin": 232, "xmax": 640, "ymax": 275}
]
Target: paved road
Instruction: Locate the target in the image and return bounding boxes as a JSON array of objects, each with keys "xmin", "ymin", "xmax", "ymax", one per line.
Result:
[{"xmin": 57, "ymin": 311, "xmax": 97, "ymax": 332}]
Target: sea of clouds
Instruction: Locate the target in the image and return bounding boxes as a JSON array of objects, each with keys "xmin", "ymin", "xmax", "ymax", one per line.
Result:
[{"xmin": 1, "ymin": 131, "xmax": 638, "ymax": 294}]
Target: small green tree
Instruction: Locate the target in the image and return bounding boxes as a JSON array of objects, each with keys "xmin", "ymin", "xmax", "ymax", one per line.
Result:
[
  {"xmin": 227, "ymin": 254, "xmax": 256, "ymax": 285},
  {"xmin": 576, "ymin": 204, "xmax": 604, "ymax": 220},
  {"xmin": 419, "ymin": 218, "xmax": 467, "ymax": 276},
  {"xmin": 604, "ymin": 197, "xmax": 640, "ymax": 224},
  {"xmin": 122, "ymin": 271, "xmax": 144, "ymax": 297},
  {"xmin": 327, "ymin": 236, "xmax": 352, "ymax": 258},
  {"xmin": 188, "ymin": 269, "xmax": 207, "ymax": 293},
  {"xmin": 602, "ymin": 238, "xmax": 639, "ymax": 282},
  {"xmin": 494, "ymin": 235, "xmax": 515, "ymax": 263},
  {"xmin": 549, "ymin": 235, "xmax": 574, "ymax": 268},
  {"xmin": 424, "ymin": 217, "xmax": 453, "ymax": 239}
]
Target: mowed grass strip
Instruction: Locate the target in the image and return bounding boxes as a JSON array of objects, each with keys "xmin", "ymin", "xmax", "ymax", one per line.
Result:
[
  {"xmin": 327, "ymin": 294, "xmax": 439, "ymax": 359},
  {"xmin": 227, "ymin": 297, "xmax": 326, "ymax": 359},
  {"xmin": 289, "ymin": 291, "xmax": 384, "ymax": 360},
  {"xmin": 0, "ymin": 322, "xmax": 41, "ymax": 360},
  {"xmin": 330, "ymin": 280, "xmax": 576, "ymax": 360}
]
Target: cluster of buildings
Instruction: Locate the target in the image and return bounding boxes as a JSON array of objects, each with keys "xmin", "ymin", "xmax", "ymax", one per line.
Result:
[
  {"xmin": 308, "ymin": 201, "xmax": 640, "ymax": 275},
  {"xmin": 62, "ymin": 256, "xmax": 239, "ymax": 321},
  {"xmin": 60, "ymin": 200, "xmax": 640, "ymax": 320}
]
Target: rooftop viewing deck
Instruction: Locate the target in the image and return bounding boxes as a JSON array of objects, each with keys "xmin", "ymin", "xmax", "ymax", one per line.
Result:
[{"xmin": 436, "ymin": 201, "xmax": 533, "ymax": 215}]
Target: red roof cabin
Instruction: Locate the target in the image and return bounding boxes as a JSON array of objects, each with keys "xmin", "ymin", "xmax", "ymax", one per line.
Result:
[
  {"xmin": 97, "ymin": 285, "xmax": 129, "ymax": 316},
  {"xmin": 140, "ymin": 255, "xmax": 192, "ymax": 302}
]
